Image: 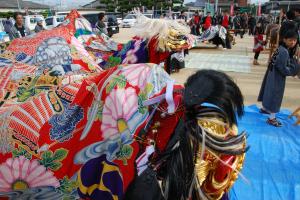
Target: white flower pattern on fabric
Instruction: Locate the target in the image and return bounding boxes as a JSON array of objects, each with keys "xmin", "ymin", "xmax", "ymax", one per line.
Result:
[
  {"xmin": 0, "ymin": 156, "xmax": 59, "ymax": 192},
  {"xmin": 101, "ymin": 88, "xmax": 147, "ymax": 139},
  {"xmin": 121, "ymin": 64, "xmax": 152, "ymax": 89}
]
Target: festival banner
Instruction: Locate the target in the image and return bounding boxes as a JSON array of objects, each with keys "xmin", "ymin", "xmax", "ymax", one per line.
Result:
[
  {"xmin": 230, "ymin": 3, "xmax": 234, "ymax": 16},
  {"xmin": 257, "ymin": 2, "xmax": 261, "ymax": 16}
]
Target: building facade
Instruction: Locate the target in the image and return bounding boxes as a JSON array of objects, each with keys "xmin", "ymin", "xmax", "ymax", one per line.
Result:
[
  {"xmin": 185, "ymin": 0, "xmax": 248, "ymax": 13},
  {"xmin": 262, "ymin": 0, "xmax": 300, "ymax": 14},
  {"xmin": 0, "ymin": 0, "xmax": 49, "ymax": 13}
]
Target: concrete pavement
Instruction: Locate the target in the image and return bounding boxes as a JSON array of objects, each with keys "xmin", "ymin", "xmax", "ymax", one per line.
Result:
[{"xmin": 113, "ymin": 28, "xmax": 300, "ymax": 111}]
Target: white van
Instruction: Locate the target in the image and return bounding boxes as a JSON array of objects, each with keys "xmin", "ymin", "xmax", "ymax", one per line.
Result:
[
  {"xmin": 122, "ymin": 13, "xmax": 153, "ymax": 28},
  {"xmin": 45, "ymin": 15, "xmax": 66, "ymax": 29},
  {"xmin": 24, "ymin": 15, "xmax": 46, "ymax": 31}
]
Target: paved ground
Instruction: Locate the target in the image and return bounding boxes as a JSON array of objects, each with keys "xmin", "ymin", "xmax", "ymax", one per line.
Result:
[{"xmin": 113, "ymin": 28, "xmax": 300, "ymax": 111}]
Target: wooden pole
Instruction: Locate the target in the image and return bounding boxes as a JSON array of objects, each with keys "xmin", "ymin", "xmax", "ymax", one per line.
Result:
[
  {"xmin": 269, "ymin": 9, "xmax": 282, "ymax": 62},
  {"xmin": 276, "ymin": 9, "xmax": 282, "ymax": 47}
]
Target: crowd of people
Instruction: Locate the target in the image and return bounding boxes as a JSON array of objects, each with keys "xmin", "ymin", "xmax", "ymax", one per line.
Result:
[{"xmin": 176, "ymin": 8, "xmax": 300, "ymax": 128}]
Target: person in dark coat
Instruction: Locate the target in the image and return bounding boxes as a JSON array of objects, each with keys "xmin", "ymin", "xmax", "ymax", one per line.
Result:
[
  {"xmin": 240, "ymin": 13, "xmax": 248, "ymax": 38},
  {"xmin": 248, "ymin": 14, "xmax": 256, "ymax": 35},
  {"xmin": 178, "ymin": 10, "xmax": 187, "ymax": 22},
  {"xmin": 258, "ymin": 21, "xmax": 300, "ymax": 127},
  {"xmin": 294, "ymin": 8, "xmax": 300, "ymax": 29},
  {"xmin": 233, "ymin": 13, "xmax": 241, "ymax": 37}
]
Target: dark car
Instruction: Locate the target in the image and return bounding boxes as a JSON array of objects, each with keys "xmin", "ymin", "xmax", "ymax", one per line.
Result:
[
  {"xmin": 82, "ymin": 13, "xmax": 119, "ymax": 37},
  {"xmin": 106, "ymin": 15, "xmax": 119, "ymax": 37}
]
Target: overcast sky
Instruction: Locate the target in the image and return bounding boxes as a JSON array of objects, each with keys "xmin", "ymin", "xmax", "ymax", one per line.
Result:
[{"xmin": 31, "ymin": 0, "xmax": 269, "ymax": 7}]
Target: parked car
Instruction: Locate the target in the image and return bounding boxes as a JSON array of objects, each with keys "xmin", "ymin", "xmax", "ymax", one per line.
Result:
[
  {"xmin": 45, "ymin": 15, "xmax": 66, "ymax": 29},
  {"xmin": 82, "ymin": 13, "xmax": 119, "ymax": 37},
  {"xmin": 122, "ymin": 14, "xmax": 136, "ymax": 28},
  {"xmin": 105, "ymin": 15, "xmax": 119, "ymax": 37},
  {"xmin": 117, "ymin": 17, "xmax": 123, "ymax": 25},
  {"xmin": 0, "ymin": 21, "xmax": 9, "ymax": 43},
  {"xmin": 24, "ymin": 15, "xmax": 46, "ymax": 31},
  {"xmin": 122, "ymin": 13, "xmax": 153, "ymax": 28}
]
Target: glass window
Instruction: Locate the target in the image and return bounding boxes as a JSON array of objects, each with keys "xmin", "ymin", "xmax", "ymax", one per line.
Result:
[
  {"xmin": 82, "ymin": 14, "xmax": 98, "ymax": 26},
  {"xmin": 124, "ymin": 15, "xmax": 136, "ymax": 20},
  {"xmin": 144, "ymin": 14, "xmax": 152, "ymax": 18},
  {"xmin": 45, "ymin": 18, "xmax": 53, "ymax": 26},
  {"xmin": 30, "ymin": 18, "xmax": 37, "ymax": 24},
  {"xmin": 57, "ymin": 17, "xmax": 65, "ymax": 23}
]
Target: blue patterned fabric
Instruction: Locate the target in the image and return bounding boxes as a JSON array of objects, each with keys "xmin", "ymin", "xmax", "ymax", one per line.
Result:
[{"xmin": 49, "ymin": 100, "xmax": 84, "ymax": 142}]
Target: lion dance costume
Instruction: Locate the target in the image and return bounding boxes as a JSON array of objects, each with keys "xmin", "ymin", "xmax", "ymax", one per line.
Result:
[{"xmin": 0, "ymin": 10, "xmax": 247, "ymax": 200}]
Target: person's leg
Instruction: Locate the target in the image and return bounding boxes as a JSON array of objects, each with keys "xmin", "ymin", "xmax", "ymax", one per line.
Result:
[
  {"xmin": 225, "ymin": 35, "xmax": 231, "ymax": 49},
  {"xmin": 253, "ymin": 52, "xmax": 260, "ymax": 65},
  {"xmin": 221, "ymin": 38, "xmax": 226, "ymax": 49},
  {"xmin": 196, "ymin": 25, "xmax": 200, "ymax": 36},
  {"xmin": 260, "ymin": 107, "xmax": 271, "ymax": 114},
  {"xmin": 194, "ymin": 26, "xmax": 197, "ymax": 35},
  {"xmin": 255, "ymin": 52, "xmax": 260, "ymax": 59},
  {"xmin": 267, "ymin": 113, "xmax": 282, "ymax": 127}
]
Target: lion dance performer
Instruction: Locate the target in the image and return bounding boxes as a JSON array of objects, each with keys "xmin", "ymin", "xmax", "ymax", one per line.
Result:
[{"xmin": 0, "ymin": 10, "xmax": 247, "ymax": 200}]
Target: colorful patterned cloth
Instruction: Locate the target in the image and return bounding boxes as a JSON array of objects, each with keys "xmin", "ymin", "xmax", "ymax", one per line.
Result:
[{"xmin": 0, "ymin": 10, "xmax": 196, "ymax": 200}]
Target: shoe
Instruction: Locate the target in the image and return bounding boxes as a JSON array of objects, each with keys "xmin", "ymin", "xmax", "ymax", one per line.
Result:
[
  {"xmin": 253, "ymin": 59, "xmax": 259, "ymax": 65},
  {"xmin": 267, "ymin": 118, "xmax": 282, "ymax": 127},
  {"xmin": 260, "ymin": 108, "xmax": 271, "ymax": 114}
]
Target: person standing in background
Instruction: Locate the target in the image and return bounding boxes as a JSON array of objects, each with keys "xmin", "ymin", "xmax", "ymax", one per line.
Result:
[
  {"xmin": 202, "ymin": 12, "xmax": 213, "ymax": 31},
  {"xmin": 178, "ymin": 11, "xmax": 187, "ymax": 22},
  {"xmin": 192, "ymin": 11, "xmax": 201, "ymax": 35},
  {"xmin": 240, "ymin": 13, "xmax": 248, "ymax": 38},
  {"xmin": 9, "ymin": 12, "xmax": 31, "ymax": 39},
  {"xmin": 294, "ymin": 8, "xmax": 300, "ymax": 28},
  {"xmin": 221, "ymin": 11, "xmax": 231, "ymax": 29},
  {"xmin": 233, "ymin": 12, "xmax": 241, "ymax": 37},
  {"xmin": 3, "ymin": 16, "xmax": 13, "ymax": 36},
  {"xmin": 248, "ymin": 14, "xmax": 256, "ymax": 35},
  {"xmin": 96, "ymin": 13, "xmax": 108, "ymax": 35},
  {"xmin": 253, "ymin": 23, "xmax": 266, "ymax": 65},
  {"xmin": 34, "ymin": 18, "xmax": 45, "ymax": 33},
  {"xmin": 221, "ymin": 10, "xmax": 232, "ymax": 49},
  {"xmin": 258, "ymin": 21, "xmax": 300, "ymax": 127}
]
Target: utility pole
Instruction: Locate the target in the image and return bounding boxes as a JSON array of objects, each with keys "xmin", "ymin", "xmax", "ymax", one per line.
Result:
[{"xmin": 17, "ymin": 0, "xmax": 21, "ymax": 11}]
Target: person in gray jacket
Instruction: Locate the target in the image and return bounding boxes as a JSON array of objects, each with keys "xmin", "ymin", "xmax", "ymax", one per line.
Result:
[
  {"xmin": 95, "ymin": 12, "xmax": 107, "ymax": 35},
  {"xmin": 294, "ymin": 8, "xmax": 300, "ymax": 29},
  {"xmin": 258, "ymin": 21, "xmax": 300, "ymax": 127},
  {"xmin": 34, "ymin": 18, "xmax": 45, "ymax": 33},
  {"xmin": 9, "ymin": 12, "xmax": 31, "ymax": 39}
]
